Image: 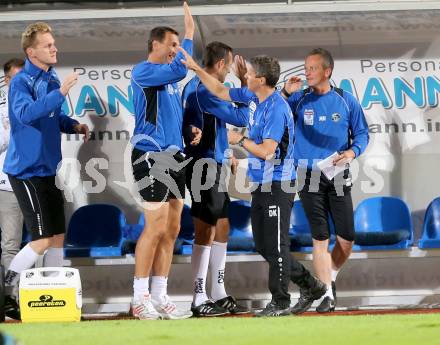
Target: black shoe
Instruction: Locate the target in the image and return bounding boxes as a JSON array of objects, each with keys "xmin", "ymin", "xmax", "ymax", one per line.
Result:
[
  {"xmin": 4, "ymin": 295, "xmax": 21, "ymax": 320},
  {"xmin": 316, "ymin": 296, "xmax": 336, "ymax": 313},
  {"xmin": 291, "ymin": 278, "xmax": 327, "ymax": 315},
  {"xmin": 332, "ymin": 281, "xmax": 337, "ymax": 303},
  {"xmin": 215, "ymin": 296, "xmax": 249, "ymax": 315},
  {"xmin": 191, "ymin": 301, "xmax": 229, "ymax": 317},
  {"xmin": 255, "ymin": 302, "xmax": 291, "ymax": 317}
]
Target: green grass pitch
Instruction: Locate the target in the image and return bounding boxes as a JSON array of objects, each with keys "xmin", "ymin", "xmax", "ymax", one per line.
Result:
[{"xmin": 1, "ymin": 314, "xmax": 440, "ymax": 345}]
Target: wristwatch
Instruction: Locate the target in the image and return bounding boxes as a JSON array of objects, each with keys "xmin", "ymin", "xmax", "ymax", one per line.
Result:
[{"xmin": 238, "ymin": 136, "xmax": 247, "ymax": 147}]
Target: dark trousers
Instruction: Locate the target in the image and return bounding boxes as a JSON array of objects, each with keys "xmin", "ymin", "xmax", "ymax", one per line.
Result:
[
  {"xmin": 298, "ymin": 168, "xmax": 355, "ymax": 242},
  {"xmin": 251, "ymin": 181, "xmax": 315, "ymax": 308}
]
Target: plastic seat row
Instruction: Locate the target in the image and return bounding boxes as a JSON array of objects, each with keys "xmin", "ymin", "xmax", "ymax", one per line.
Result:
[
  {"xmin": 289, "ymin": 196, "xmax": 440, "ymax": 251},
  {"xmin": 64, "ymin": 200, "xmax": 256, "ymax": 257},
  {"xmin": 290, "ymin": 196, "xmax": 413, "ymax": 252},
  {"xmin": 63, "ymin": 196, "xmax": 440, "ymax": 257}
]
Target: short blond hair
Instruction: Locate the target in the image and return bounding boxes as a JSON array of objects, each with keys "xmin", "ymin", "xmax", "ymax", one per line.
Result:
[{"xmin": 21, "ymin": 22, "xmax": 53, "ymax": 54}]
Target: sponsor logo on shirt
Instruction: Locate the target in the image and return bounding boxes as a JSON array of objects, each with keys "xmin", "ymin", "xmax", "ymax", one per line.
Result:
[
  {"xmin": 319, "ymin": 115, "xmax": 326, "ymax": 122},
  {"xmin": 304, "ymin": 109, "xmax": 314, "ymax": 125},
  {"xmin": 331, "ymin": 113, "xmax": 341, "ymax": 122}
]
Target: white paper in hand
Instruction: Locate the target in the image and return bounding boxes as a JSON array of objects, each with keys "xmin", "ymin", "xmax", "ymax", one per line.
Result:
[{"xmin": 316, "ymin": 152, "xmax": 346, "ymax": 180}]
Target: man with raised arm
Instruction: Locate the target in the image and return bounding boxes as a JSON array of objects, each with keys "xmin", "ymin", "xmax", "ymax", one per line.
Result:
[
  {"xmin": 180, "ymin": 48, "xmax": 326, "ymax": 317},
  {"xmin": 182, "ymin": 41, "xmax": 249, "ymax": 317},
  {"xmin": 130, "ymin": 2, "xmax": 194, "ymax": 320}
]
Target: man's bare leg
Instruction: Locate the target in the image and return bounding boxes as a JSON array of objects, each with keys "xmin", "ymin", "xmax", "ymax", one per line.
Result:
[
  {"xmin": 135, "ymin": 202, "xmax": 169, "ymax": 279},
  {"xmin": 312, "ymin": 238, "xmax": 331, "ymax": 287},
  {"xmin": 330, "ymin": 236, "xmax": 353, "ymax": 296}
]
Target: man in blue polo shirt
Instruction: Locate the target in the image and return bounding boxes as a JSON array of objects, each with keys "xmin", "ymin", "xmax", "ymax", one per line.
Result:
[
  {"xmin": 282, "ymin": 48, "xmax": 369, "ymax": 313},
  {"xmin": 180, "ymin": 49, "xmax": 326, "ymax": 317},
  {"xmin": 130, "ymin": 2, "xmax": 194, "ymax": 320}
]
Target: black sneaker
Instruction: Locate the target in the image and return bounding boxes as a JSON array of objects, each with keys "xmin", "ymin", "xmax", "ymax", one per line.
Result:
[
  {"xmin": 191, "ymin": 301, "xmax": 229, "ymax": 317},
  {"xmin": 215, "ymin": 296, "xmax": 249, "ymax": 315},
  {"xmin": 291, "ymin": 278, "xmax": 327, "ymax": 315},
  {"xmin": 255, "ymin": 302, "xmax": 291, "ymax": 317},
  {"xmin": 4, "ymin": 295, "xmax": 21, "ymax": 320},
  {"xmin": 316, "ymin": 296, "xmax": 336, "ymax": 313},
  {"xmin": 332, "ymin": 281, "xmax": 337, "ymax": 303}
]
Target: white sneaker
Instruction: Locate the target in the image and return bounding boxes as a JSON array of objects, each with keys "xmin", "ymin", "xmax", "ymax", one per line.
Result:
[
  {"xmin": 152, "ymin": 295, "xmax": 193, "ymax": 320},
  {"xmin": 131, "ymin": 294, "xmax": 162, "ymax": 320}
]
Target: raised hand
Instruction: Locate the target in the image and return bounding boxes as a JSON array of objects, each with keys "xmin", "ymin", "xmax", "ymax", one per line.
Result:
[
  {"xmin": 183, "ymin": 1, "xmax": 195, "ymax": 40},
  {"xmin": 60, "ymin": 72, "xmax": 79, "ymax": 96},
  {"xmin": 232, "ymin": 55, "xmax": 248, "ymax": 86},
  {"xmin": 283, "ymin": 75, "xmax": 303, "ymax": 96}
]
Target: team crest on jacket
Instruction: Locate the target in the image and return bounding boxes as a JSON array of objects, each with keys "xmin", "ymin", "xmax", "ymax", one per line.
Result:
[{"xmin": 331, "ymin": 113, "xmax": 341, "ymax": 122}]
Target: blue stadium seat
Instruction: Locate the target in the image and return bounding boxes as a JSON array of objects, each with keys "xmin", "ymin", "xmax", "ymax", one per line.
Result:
[
  {"xmin": 21, "ymin": 223, "xmax": 31, "ymax": 249},
  {"xmin": 289, "ymin": 200, "xmax": 335, "ymax": 252},
  {"xmin": 352, "ymin": 196, "xmax": 413, "ymax": 250},
  {"xmin": 178, "ymin": 204, "xmax": 195, "ymax": 255},
  {"xmin": 418, "ymin": 197, "xmax": 440, "ymax": 249},
  {"xmin": 180, "ymin": 204, "xmax": 195, "ymax": 241},
  {"xmin": 122, "ymin": 213, "xmax": 144, "ymax": 242},
  {"xmin": 123, "ymin": 201, "xmax": 257, "ymax": 255},
  {"xmin": 65, "ymin": 204, "xmax": 128, "ymax": 257},
  {"xmin": 227, "ymin": 200, "xmax": 255, "ymax": 252}
]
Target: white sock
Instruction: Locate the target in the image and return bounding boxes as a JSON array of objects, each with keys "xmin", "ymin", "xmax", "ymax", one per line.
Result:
[
  {"xmin": 209, "ymin": 241, "xmax": 228, "ymax": 301},
  {"xmin": 6, "ymin": 243, "xmax": 40, "ymax": 287},
  {"xmin": 151, "ymin": 276, "xmax": 168, "ymax": 303},
  {"xmin": 331, "ymin": 269, "xmax": 339, "ymax": 282},
  {"xmin": 43, "ymin": 248, "xmax": 64, "ymax": 276},
  {"xmin": 192, "ymin": 244, "xmax": 211, "ymax": 306},
  {"xmin": 324, "ymin": 285, "xmax": 334, "ymax": 299},
  {"xmin": 133, "ymin": 277, "xmax": 149, "ymax": 301}
]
